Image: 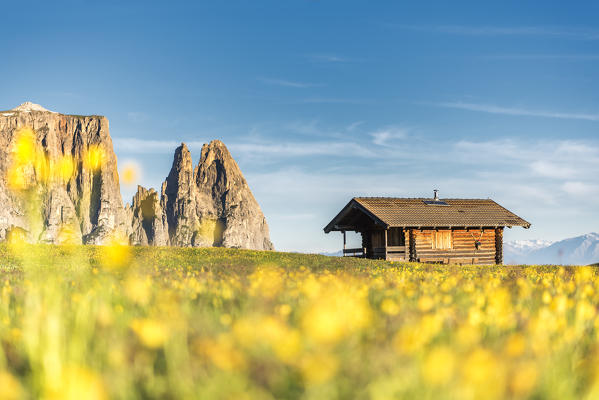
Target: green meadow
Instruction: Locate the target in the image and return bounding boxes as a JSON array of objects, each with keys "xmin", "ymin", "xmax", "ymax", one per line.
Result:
[{"xmin": 1, "ymin": 244, "xmax": 598, "ymax": 399}]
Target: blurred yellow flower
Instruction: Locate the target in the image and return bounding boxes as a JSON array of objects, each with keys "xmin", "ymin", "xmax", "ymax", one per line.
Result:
[
  {"xmin": 249, "ymin": 264, "xmax": 285, "ymax": 299},
  {"xmin": 504, "ymin": 333, "xmax": 526, "ymax": 358},
  {"xmin": 421, "ymin": 346, "xmax": 456, "ymax": 385},
  {"xmin": 130, "ymin": 318, "xmax": 169, "ymax": 348},
  {"xmin": 461, "ymin": 348, "xmax": 505, "ymax": 399},
  {"xmin": 46, "ymin": 366, "xmax": 106, "ymax": 400},
  {"xmin": 301, "ymin": 284, "xmax": 371, "ymax": 344},
  {"xmin": 300, "ymin": 352, "xmax": 338, "ymax": 385},
  {"xmin": 0, "ymin": 372, "xmax": 23, "ymax": 400},
  {"xmin": 120, "ymin": 162, "xmax": 139, "ymax": 185},
  {"xmin": 124, "ymin": 275, "xmax": 150, "ymax": 305},
  {"xmin": 13, "ymin": 127, "xmax": 36, "ymax": 163},
  {"xmin": 417, "ymin": 295, "xmax": 435, "ymax": 312},
  {"xmin": 277, "ymin": 303, "xmax": 292, "ymax": 317},
  {"xmin": 100, "ymin": 233, "xmax": 131, "ymax": 269},
  {"xmin": 380, "ymin": 298, "xmax": 400, "ymax": 315},
  {"xmin": 195, "ymin": 333, "xmax": 246, "ymax": 371},
  {"xmin": 6, "ymin": 165, "xmax": 29, "ymax": 191},
  {"xmin": 509, "ymin": 361, "xmax": 538, "ymax": 398},
  {"xmin": 55, "ymin": 155, "xmax": 75, "ymax": 183},
  {"xmin": 85, "ymin": 145, "xmax": 105, "ymax": 171}
]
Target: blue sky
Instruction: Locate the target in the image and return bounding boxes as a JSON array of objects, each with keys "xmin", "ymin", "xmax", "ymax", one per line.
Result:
[{"xmin": 1, "ymin": 1, "xmax": 599, "ymax": 252}]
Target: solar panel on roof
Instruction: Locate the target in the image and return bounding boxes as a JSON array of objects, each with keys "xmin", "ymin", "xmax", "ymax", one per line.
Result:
[{"xmin": 423, "ymin": 200, "xmax": 449, "ymax": 206}]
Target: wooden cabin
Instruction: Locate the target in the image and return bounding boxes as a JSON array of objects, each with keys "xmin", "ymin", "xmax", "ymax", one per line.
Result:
[{"xmin": 323, "ymin": 194, "xmax": 530, "ymax": 265}]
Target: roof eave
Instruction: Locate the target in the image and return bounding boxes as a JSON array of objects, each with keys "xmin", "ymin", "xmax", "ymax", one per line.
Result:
[{"xmin": 323, "ymin": 198, "xmax": 389, "ymax": 233}]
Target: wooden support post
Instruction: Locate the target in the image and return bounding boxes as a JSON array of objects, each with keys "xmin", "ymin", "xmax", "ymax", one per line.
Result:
[
  {"xmin": 384, "ymin": 229, "xmax": 388, "ymax": 260},
  {"xmin": 409, "ymin": 229, "xmax": 416, "ymax": 262},
  {"xmin": 403, "ymin": 229, "xmax": 409, "ymax": 261},
  {"xmin": 343, "ymin": 231, "xmax": 346, "ymax": 252},
  {"xmin": 495, "ymin": 228, "xmax": 503, "ymax": 265}
]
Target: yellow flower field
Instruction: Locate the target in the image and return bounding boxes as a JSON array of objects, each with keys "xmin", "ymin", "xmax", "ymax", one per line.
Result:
[{"xmin": 0, "ymin": 244, "xmax": 598, "ymax": 399}]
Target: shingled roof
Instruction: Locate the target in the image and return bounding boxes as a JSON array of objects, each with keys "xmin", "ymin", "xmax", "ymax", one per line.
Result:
[{"xmin": 324, "ymin": 197, "xmax": 531, "ymax": 233}]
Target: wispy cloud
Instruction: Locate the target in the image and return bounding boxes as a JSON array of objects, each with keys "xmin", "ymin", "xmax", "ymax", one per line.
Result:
[
  {"xmin": 398, "ymin": 25, "xmax": 599, "ymax": 40},
  {"xmin": 346, "ymin": 121, "xmax": 365, "ymax": 132},
  {"xmin": 114, "ymin": 137, "xmax": 377, "ymax": 158},
  {"xmin": 229, "ymin": 141, "xmax": 377, "ymax": 158},
  {"xmin": 454, "ymin": 139, "xmax": 599, "ymax": 181},
  {"xmin": 434, "ymin": 101, "xmax": 599, "ymax": 121},
  {"xmin": 530, "ymin": 160, "xmax": 577, "ymax": 179},
  {"xmin": 258, "ymin": 77, "xmax": 320, "ymax": 88},
  {"xmin": 370, "ymin": 127, "xmax": 408, "ymax": 146}
]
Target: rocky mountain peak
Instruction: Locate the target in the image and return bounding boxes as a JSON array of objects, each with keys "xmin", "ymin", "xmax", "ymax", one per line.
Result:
[
  {"xmin": 10, "ymin": 102, "xmax": 56, "ymax": 113},
  {"xmin": 129, "ymin": 140, "xmax": 273, "ymax": 250},
  {"xmin": 195, "ymin": 140, "xmax": 273, "ymax": 250}
]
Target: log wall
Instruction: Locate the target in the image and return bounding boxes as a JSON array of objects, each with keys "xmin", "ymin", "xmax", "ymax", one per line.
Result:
[
  {"xmin": 495, "ymin": 228, "xmax": 503, "ymax": 264},
  {"xmin": 413, "ymin": 229, "xmax": 497, "ymax": 265}
]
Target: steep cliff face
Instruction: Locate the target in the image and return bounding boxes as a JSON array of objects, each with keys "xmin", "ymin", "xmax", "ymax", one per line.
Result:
[
  {"xmin": 128, "ymin": 141, "xmax": 273, "ymax": 250},
  {"xmin": 0, "ymin": 102, "xmax": 128, "ymax": 244}
]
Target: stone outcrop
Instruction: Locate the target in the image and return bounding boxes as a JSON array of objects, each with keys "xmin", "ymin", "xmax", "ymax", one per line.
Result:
[
  {"xmin": 128, "ymin": 141, "xmax": 273, "ymax": 250},
  {"xmin": 0, "ymin": 102, "xmax": 128, "ymax": 244},
  {"xmin": 127, "ymin": 186, "xmax": 168, "ymax": 246},
  {"xmin": 0, "ymin": 102, "xmax": 273, "ymax": 250}
]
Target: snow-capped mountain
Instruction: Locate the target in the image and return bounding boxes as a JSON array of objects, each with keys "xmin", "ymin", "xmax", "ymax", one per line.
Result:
[
  {"xmin": 504, "ymin": 240, "xmax": 554, "ymax": 260},
  {"xmin": 505, "ymin": 233, "xmax": 599, "ymax": 265}
]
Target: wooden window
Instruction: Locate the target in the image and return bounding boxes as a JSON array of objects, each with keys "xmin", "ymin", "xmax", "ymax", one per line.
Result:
[{"xmin": 432, "ymin": 230, "xmax": 452, "ymax": 249}]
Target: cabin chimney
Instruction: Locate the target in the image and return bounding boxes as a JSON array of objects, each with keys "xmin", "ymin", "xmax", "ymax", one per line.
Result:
[{"xmin": 433, "ymin": 189, "xmax": 439, "ymax": 201}]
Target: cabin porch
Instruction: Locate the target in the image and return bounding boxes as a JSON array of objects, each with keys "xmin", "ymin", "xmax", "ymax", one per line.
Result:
[{"xmin": 341, "ymin": 228, "xmax": 408, "ymax": 261}]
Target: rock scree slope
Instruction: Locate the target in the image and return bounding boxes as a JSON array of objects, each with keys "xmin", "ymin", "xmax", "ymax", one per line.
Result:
[{"xmin": 0, "ymin": 102, "xmax": 273, "ymax": 250}]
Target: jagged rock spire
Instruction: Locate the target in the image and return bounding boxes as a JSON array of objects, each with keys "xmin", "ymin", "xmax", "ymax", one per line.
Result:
[
  {"xmin": 161, "ymin": 143, "xmax": 201, "ymax": 246},
  {"xmin": 128, "ymin": 140, "xmax": 273, "ymax": 250},
  {"xmin": 196, "ymin": 140, "xmax": 273, "ymax": 250}
]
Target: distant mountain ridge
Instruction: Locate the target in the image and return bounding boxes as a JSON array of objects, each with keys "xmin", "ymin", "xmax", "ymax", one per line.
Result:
[{"xmin": 505, "ymin": 233, "xmax": 599, "ymax": 265}]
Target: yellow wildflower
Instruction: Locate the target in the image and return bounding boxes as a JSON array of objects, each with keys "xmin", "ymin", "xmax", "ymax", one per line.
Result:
[
  {"xmin": 130, "ymin": 318, "xmax": 169, "ymax": 348},
  {"xmin": 0, "ymin": 372, "xmax": 23, "ymax": 400}
]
